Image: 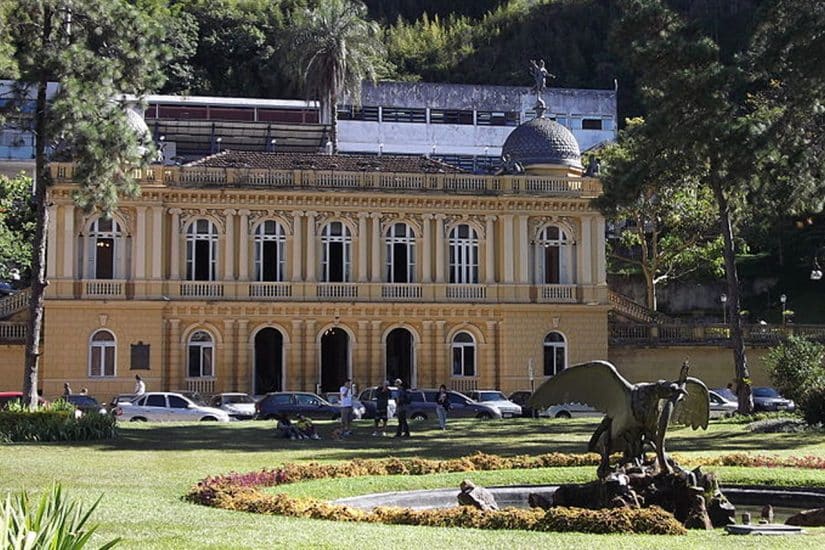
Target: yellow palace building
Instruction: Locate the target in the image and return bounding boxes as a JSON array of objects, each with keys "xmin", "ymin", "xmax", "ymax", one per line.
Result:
[{"xmin": 33, "ymin": 111, "xmax": 609, "ymax": 398}]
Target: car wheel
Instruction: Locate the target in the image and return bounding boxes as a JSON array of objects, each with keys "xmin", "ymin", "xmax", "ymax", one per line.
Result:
[
  {"xmin": 130, "ymin": 417, "xmax": 147, "ymax": 422},
  {"xmin": 476, "ymin": 412, "xmax": 493, "ymax": 420},
  {"xmin": 200, "ymin": 416, "xmax": 218, "ymax": 421},
  {"xmin": 555, "ymin": 411, "xmax": 572, "ymax": 419},
  {"xmin": 410, "ymin": 413, "xmax": 427, "ymax": 421}
]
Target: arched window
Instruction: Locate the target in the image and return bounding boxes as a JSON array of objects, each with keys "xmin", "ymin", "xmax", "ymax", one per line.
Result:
[
  {"xmin": 254, "ymin": 221, "xmax": 286, "ymax": 282},
  {"xmin": 87, "ymin": 217, "xmax": 124, "ymax": 279},
  {"xmin": 451, "ymin": 331, "xmax": 476, "ymax": 377},
  {"xmin": 536, "ymin": 225, "xmax": 572, "ymax": 284},
  {"xmin": 89, "ymin": 330, "xmax": 116, "ymax": 377},
  {"xmin": 448, "ymin": 224, "xmax": 478, "ymax": 284},
  {"xmin": 321, "ymin": 222, "xmax": 352, "ymax": 282},
  {"xmin": 186, "ymin": 219, "xmax": 218, "ymax": 281},
  {"xmin": 187, "ymin": 330, "xmax": 214, "ymax": 378},
  {"xmin": 543, "ymin": 331, "xmax": 566, "ymax": 376},
  {"xmin": 385, "ymin": 223, "xmax": 416, "ymax": 283}
]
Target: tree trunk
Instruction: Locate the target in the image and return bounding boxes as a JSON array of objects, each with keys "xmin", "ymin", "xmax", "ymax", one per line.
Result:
[
  {"xmin": 711, "ymin": 179, "xmax": 753, "ymax": 414},
  {"xmin": 23, "ymin": 9, "xmax": 52, "ymax": 410},
  {"xmin": 643, "ymin": 268, "xmax": 657, "ymax": 312}
]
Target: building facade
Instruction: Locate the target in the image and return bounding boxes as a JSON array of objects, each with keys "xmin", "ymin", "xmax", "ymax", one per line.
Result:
[{"xmin": 40, "ymin": 134, "xmax": 609, "ymax": 398}]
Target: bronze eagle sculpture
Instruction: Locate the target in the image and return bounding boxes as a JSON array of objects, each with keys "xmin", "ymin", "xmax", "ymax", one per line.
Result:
[{"xmin": 527, "ymin": 360, "xmax": 709, "ymax": 478}]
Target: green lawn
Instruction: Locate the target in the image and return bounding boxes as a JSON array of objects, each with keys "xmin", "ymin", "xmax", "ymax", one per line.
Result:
[{"xmin": 2, "ymin": 417, "xmax": 825, "ymax": 549}]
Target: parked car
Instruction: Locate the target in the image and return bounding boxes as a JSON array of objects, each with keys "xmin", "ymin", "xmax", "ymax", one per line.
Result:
[
  {"xmin": 65, "ymin": 394, "xmax": 107, "ymax": 415},
  {"xmin": 115, "ymin": 392, "xmax": 230, "ymax": 422},
  {"xmin": 708, "ymin": 390, "xmax": 738, "ymax": 418},
  {"xmin": 508, "ymin": 390, "xmax": 538, "ymax": 417},
  {"xmin": 255, "ymin": 392, "xmax": 340, "ymax": 420},
  {"xmin": 209, "ymin": 393, "xmax": 257, "ymax": 420},
  {"xmin": 0, "ymin": 281, "xmax": 17, "ymax": 296},
  {"xmin": 323, "ymin": 392, "xmax": 366, "ymax": 420},
  {"xmin": 406, "ymin": 390, "xmax": 502, "ymax": 421},
  {"xmin": 467, "ymin": 390, "xmax": 522, "ymax": 418},
  {"xmin": 752, "ymin": 387, "xmax": 796, "ymax": 412},
  {"xmin": 357, "ymin": 386, "xmax": 398, "ymax": 419},
  {"xmin": 539, "ymin": 402, "xmax": 601, "ymax": 419},
  {"xmin": 0, "ymin": 391, "xmax": 48, "ymax": 409}
]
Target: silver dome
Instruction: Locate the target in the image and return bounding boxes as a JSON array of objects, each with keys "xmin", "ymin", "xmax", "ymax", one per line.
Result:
[{"xmin": 501, "ymin": 117, "xmax": 582, "ymax": 169}]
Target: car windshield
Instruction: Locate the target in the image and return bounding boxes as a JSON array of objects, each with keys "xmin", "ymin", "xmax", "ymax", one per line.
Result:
[
  {"xmin": 477, "ymin": 392, "xmax": 507, "ymax": 401},
  {"xmin": 753, "ymin": 387, "xmax": 780, "ymax": 398},
  {"xmin": 714, "ymin": 388, "xmax": 736, "ymax": 401},
  {"xmin": 224, "ymin": 394, "xmax": 254, "ymax": 404}
]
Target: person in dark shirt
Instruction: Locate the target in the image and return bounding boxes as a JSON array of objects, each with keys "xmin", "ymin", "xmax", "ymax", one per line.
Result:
[
  {"xmin": 373, "ymin": 380, "xmax": 391, "ymax": 436},
  {"xmin": 394, "ymin": 379, "xmax": 410, "ymax": 438}
]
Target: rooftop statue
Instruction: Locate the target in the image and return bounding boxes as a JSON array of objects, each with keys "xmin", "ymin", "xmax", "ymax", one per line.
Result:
[
  {"xmin": 529, "ymin": 59, "xmax": 554, "ymax": 96},
  {"xmin": 528, "ymin": 360, "xmax": 709, "ymax": 478}
]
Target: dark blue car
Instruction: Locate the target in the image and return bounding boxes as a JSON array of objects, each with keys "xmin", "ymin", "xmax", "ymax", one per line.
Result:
[{"xmin": 255, "ymin": 391, "xmax": 340, "ymax": 420}]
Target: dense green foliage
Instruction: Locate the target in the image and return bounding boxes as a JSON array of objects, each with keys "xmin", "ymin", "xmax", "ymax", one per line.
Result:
[
  {"xmin": 0, "ymin": 174, "xmax": 34, "ymax": 281},
  {"xmin": 765, "ymin": 335, "xmax": 825, "ymax": 424},
  {"xmin": 0, "ymin": 400, "xmax": 117, "ymax": 443},
  {"xmin": 1, "ymin": 484, "xmax": 118, "ymax": 549}
]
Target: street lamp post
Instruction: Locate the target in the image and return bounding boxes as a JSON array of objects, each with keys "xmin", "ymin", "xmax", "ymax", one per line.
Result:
[
  {"xmin": 780, "ymin": 293, "xmax": 787, "ymax": 326},
  {"xmin": 720, "ymin": 293, "xmax": 727, "ymax": 325}
]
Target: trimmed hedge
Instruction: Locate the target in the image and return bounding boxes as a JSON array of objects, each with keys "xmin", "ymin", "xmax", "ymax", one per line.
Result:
[
  {"xmin": 0, "ymin": 409, "xmax": 117, "ymax": 443},
  {"xmin": 186, "ymin": 452, "xmax": 686, "ymax": 535}
]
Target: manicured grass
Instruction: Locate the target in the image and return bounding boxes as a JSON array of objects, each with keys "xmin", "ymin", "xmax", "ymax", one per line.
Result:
[{"xmin": 2, "ymin": 417, "xmax": 825, "ymax": 549}]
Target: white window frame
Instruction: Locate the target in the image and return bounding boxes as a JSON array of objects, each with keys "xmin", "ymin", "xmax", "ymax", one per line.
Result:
[
  {"xmin": 448, "ymin": 224, "xmax": 479, "ymax": 284},
  {"xmin": 88, "ymin": 217, "xmax": 123, "ymax": 279},
  {"xmin": 186, "ymin": 219, "xmax": 218, "ymax": 281},
  {"xmin": 536, "ymin": 225, "xmax": 572, "ymax": 284},
  {"xmin": 321, "ymin": 221, "xmax": 352, "ymax": 282},
  {"xmin": 385, "ymin": 223, "xmax": 416, "ymax": 283},
  {"xmin": 451, "ymin": 331, "xmax": 476, "ymax": 377},
  {"xmin": 543, "ymin": 331, "xmax": 567, "ymax": 377},
  {"xmin": 187, "ymin": 330, "xmax": 214, "ymax": 378},
  {"xmin": 88, "ymin": 329, "xmax": 116, "ymax": 377},
  {"xmin": 253, "ymin": 220, "xmax": 286, "ymax": 282}
]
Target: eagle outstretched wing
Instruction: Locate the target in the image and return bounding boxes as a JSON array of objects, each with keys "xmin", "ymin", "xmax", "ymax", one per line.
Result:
[
  {"xmin": 670, "ymin": 377, "xmax": 710, "ymax": 429},
  {"xmin": 527, "ymin": 360, "xmax": 633, "ymax": 419}
]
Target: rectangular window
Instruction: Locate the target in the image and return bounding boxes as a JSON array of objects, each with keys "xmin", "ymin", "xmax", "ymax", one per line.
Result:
[
  {"xmin": 582, "ymin": 118, "xmax": 603, "ymax": 130},
  {"xmin": 452, "ymin": 348, "xmax": 463, "ymax": 376},
  {"xmin": 329, "ymin": 242, "xmax": 344, "ymax": 282},
  {"xmin": 188, "ymin": 347, "xmax": 200, "ymax": 378},
  {"xmin": 95, "ymin": 239, "xmax": 114, "ymax": 279},
  {"xmin": 476, "ymin": 111, "xmax": 519, "ymax": 126},
  {"xmin": 429, "ymin": 109, "xmax": 474, "ymax": 125},
  {"xmin": 194, "ymin": 240, "xmax": 211, "ymax": 281},
  {"xmin": 104, "ymin": 347, "xmax": 115, "ymax": 376},
  {"xmin": 381, "ymin": 107, "xmax": 426, "ymax": 123},
  {"xmin": 262, "ymin": 241, "xmax": 279, "ymax": 281},
  {"xmin": 544, "ymin": 247, "xmax": 560, "ymax": 284}
]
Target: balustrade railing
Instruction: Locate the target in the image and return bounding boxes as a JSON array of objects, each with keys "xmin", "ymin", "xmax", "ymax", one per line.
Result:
[
  {"xmin": 185, "ymin": 377, "xmax": 215, "ymax": 396},
  {"xmin": 610, "ymin": 322, "xmax": 825, "ymax": 346},
  {"xmin": 249, "ymin": 282, "xmax": 293, "ymax": 299},
  {"xmin": 538, "ymin": 284, "xmax": 577, "ymax": 303},
  {"xmin": 450, "ymin": 377, "xmax": 479, "ymax": 393},
  {"xmin": 179, "ymin": 282, "xmax": 225, "ymax": 298},
  {"xmin": 0, "ymin": 288, "xmax": 31, "ymax": 318},
  {"xmin": 380, "ymin": 284, "xmax": 423, "ymax": 300},
  {"xmin": 445, "ymin": 284, "xmax": 487, "ymax": 301},
  {"xmin": 316, "ymin": 283, "xmax": 358, "ymax": 299},
  {"xmin": 0, "ymin": 321, "xmax": 26, "ymax": 342},
  {"xmin": 83, "ymin": 280, "xmax": 126, "ymax": 298}
]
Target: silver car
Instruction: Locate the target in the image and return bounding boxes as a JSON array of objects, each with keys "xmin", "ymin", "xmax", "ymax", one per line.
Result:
[
  {"xmin": 116, "ymin": 392, "xmax": 230, "ymax": 422},
  {"xmin": 539, "ymin": 402, "xmax": 602, "ymax": 419},
  {"xmin": 210, "ymin": 392, "xmax": 257, "ymax": 420},
  {"xmin": 467, "ymin": 390, "xmax": 522, "ymax": 418}
]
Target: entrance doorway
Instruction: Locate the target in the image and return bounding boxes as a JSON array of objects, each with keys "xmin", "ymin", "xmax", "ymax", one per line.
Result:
[
  {"xmin": 320, "ymin": 328, "xmax": 349, "ymax": 392},
  {"xmin": 254, "ymin": 328, "xmax": 283, "ymax": 394},
  {"xmin": 386, "ymin": 328, "xmax": 414, "ymax": 386}
]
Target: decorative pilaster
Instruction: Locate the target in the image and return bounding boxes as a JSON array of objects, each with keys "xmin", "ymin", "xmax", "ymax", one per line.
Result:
[
  {"xmin": 370, "ymin": 320, "xmax": 382, "ymax": 383},
  {"xmin": 594, "ymin": 216, "xmax": 607, "ymax": 285},
  {"xmin": 134, "ymin": 206, "xmax": 147, "ymax": 279},
  {"xmin": 517, "ymin": 215, "xmax": 529, "ymax": 283},
  {"xmin": 304, "ymin": 319, "xmax": 317, "ymax": 391},
  {"xmin": 223, "ymin": 319, "xmax": 236, "ymax": 392},
  {"xmin": 484, "ymin": 215, "xmax": 496, "ymax": 284},
  {"xmin": 578, "ymin": 215, "xmax": 593, "ymax": 285},
  {"xmin": 237, "ymin": 319, "xmax": 249, "ymax": 392},
  {"xmin": 223, "ymin": 209, "xmax": 236, "ymax": 280},
  {"xmin": 290, "ymin": 319, "xmax": 304, "ymax": 390},
  {"xmin": 422, "ymin": 320, "xmax": 434, "ymax": 386},
  {"xmin": 62, "ymin": 206, "xmax": 74, "ymax": 278},
  {"xmin": 421, "ymin": 214, "xmax": 433, "ymax": 283},
  {"xmin": 169, "ymin": 208, "xmax": 182, "ymax": 279},
  {"xmin": 357, "ymin": 320, "xmax": 370, "ymax": 382},
  {"xmin": 238, "ymin": 209, "xmax": 250, "ymax": 281},
  {"xmin": 502, "ymin": 214, "xmax": 514, "ymax": 283},
  {"xmin": 435, "ymin": 320, "xmax": 446, "ymax": 382},
  {"xmin": 370, "ymin": 213, "xmax": 381, "ymax": 282},
  {"xmin": 486, "ymin": 320, "xmax": 499, "ymax": 389},
  {"xmin": 150, "ymin": 206, "xmax": 163, "ymax": 279},
  {"xmin": 46, "ymin": 204, "xmax": 58, "ymax": 279},
  {"xmin": 305, "ymin": 212, "xmax": 317, "ymax": 282},
  {"xmin": 434, "ymin": 214, "xmax": 446, "ymax": 283},
  {"xmin": 357, "ymin": 213, "xmax": 369, "ymax": 282},
  {"xmin": 291, "ymin": 211, "xmax": 303, "ymax": 282},
  {"xmin": 167, "ymin": 318, "xmax": 181, "ymax": 391}
]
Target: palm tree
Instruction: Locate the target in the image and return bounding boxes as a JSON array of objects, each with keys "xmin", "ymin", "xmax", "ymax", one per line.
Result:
[{"xmin": 288, "ymin": 0, "xmax": 384, "ymax": 152}]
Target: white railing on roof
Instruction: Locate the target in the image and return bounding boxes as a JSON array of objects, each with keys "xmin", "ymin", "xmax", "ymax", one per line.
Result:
[{"xmin": 379, "ymin": 173, "xmax": 424, "ymax": 190}]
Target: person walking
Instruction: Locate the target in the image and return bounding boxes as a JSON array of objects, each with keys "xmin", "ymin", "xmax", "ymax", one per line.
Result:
[
  {"xmin": 134, "ymin": 375, "xmax": 146, "ymax": 396},
  {"xmin": 394, "ymin": 378, "xmax": 410, "ymax": 438},
  {"xmin": 339, "ymin": 378, "xmax": 353, "ymax": 436},
  {"xmin": 373, "ymin": 380, "xmax": 391, "ymax": 436},
  {"xmin": 436, "ymin": 384, "xmax": 451, "ymax": 430},
  {"xmin": 62, "ymin": 382, "xmax": 72, "ymax": 397}
]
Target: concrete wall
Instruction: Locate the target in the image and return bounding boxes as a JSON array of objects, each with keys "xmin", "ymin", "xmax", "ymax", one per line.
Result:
[{"xmin": 0, "ymin": 345, "xmax": 25, "ymax": 390}]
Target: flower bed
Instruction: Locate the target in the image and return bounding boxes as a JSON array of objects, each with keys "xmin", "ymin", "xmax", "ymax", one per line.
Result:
[{"xmin": 186, "ymin": 451, "xmax": 825, "ymax": 535}]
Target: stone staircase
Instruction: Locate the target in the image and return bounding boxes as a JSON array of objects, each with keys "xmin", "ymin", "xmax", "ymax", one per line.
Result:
[
  {"xmin": 608, "ymin": 289, "xmax": 676, "ymax": 324},
  {"xmin": 0, "ymin": 288, "xmax": 29, "ymax": 343}
]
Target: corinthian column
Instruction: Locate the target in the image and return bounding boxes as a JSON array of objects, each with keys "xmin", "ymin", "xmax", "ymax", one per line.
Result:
[
  {"xmin": 292, "ymin": 211, "xmax": 303, "ymax": 282},
  {"xmin": 169, "ymin": 208, "xmax": 182, "ymax": 279},
  {"xmin": 357, "ymin": 212, "xmax": 369, "ymax": 282},
  {"xmin": 237, "ymin": 209, "xmax": 250, "ymax": 281},
  {"xmin": 223, "ymin": 209, "xmax": 236, "ymax": 280},
  {"xmin": 485, "ymin": 215, "xmax": 496, "ymax": 284},
  {"xmin": 434, "ymin": 214, "xmax": 445, "ymax": 283},
  {"xmin": 370, "ymin": 212, "xmax": 382, "ymax": 282},
  {"xmin": 305, "ymin": 211, "xmax": 317, "ymax": 282},
  {"xmin": 421, "ymin": 214, "xmax": 432, "ymax": 283}
]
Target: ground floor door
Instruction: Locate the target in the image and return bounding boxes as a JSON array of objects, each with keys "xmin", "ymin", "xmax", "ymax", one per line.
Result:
[
  {"xmin": 254, "ymin": 328, "xmax": 283, "ymax": 395},
  {"xmin": 320, "ymin": 328, "xmax": 349, "ymax": 393},
  {"xmin": 386, "ymin": 328, "xmax": 414, "ymax": 387}
]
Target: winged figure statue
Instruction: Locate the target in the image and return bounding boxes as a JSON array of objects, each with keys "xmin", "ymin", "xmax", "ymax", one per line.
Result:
[{"xmin": 528, "ymin": 360, "xmax": 709, "ymax": 478}]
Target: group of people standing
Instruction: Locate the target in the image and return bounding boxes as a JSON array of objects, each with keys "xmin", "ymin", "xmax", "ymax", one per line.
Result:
[{"xmin": 345, "ymin": 379, "xmax": 453, "ymax": 437}]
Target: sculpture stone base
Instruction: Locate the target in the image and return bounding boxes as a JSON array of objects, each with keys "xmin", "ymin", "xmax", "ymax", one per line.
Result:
[{"xmin": 529, "ymin": 460, "xmax": 734, "ymax": 530}]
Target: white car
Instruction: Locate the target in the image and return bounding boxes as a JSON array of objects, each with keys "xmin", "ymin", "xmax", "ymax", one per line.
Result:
[
  {"xmin": 210, "ymin": 392, "xmax": 257, "ymax": 420},
  {"xmin": 116, "ymin": 392, "xmax": 230, "ymax": 422},
  {"xmin": 467, "ymin": 390, "xmax": 523, "ymax": 418},
  {"xmin": 539, "ymin": 402, "xmax": 602, "ymax": 419},
  {"xmin": 708, "ymin": 390, "xmax": 737, "ymax": 419}
]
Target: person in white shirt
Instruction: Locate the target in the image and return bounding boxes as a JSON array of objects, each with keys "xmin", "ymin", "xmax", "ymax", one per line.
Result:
[
  {"xmin": 339, "ymin": 379, "xmax": 353, "ymax": 436},
  {"xmin": 134, "ymin": 375, "xmax": 146, "ymax": 396}
]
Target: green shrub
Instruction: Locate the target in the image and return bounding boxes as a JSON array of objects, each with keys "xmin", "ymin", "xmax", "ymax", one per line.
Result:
[
  {"xmin": 764, "ymin": 335, "xmax": 825, "ymax": 424},
  {"xmin": 0, "ymin": 402, "xmax": 117, "ymax": 443},
  {"xmin": 801, "ymin": 386, "xmax": 825, "ymax": 426},
  {"xmin": 1, "ymin": 483, "xmax": 120, "ymax": 549}
]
